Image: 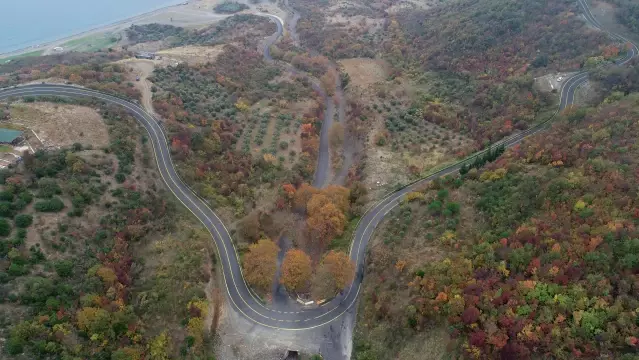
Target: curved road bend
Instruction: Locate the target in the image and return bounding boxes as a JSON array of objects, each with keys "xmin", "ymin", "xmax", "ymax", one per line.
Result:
[
  {"xmin": 0, "ymin": 84, "xmax": 347, "ymax": 330},
  {"xmin": 0, "ymin": 0, "xmax": 634, "ymax": 333}
]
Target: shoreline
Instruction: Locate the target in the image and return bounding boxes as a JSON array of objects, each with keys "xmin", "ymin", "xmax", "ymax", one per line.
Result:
[{"xmin": 0, "ymin": 1, "xmax": 188, "ymax": 59}]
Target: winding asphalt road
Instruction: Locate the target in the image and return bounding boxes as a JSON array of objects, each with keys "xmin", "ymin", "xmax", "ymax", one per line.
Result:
[{"xmin": 0, "ymin": 0, "xmax": 635, "ymax": 334}]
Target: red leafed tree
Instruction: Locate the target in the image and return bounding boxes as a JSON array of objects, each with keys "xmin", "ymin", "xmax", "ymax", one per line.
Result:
[
  {"xmin": 282, "ymin": 183, "xmax": 296, "ymax": 198},
  {"xmin": 462, "ymin": 306, "xmax": 480, "ymax": 324}
]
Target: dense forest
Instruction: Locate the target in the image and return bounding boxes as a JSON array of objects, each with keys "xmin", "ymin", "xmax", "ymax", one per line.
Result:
[
  {"xmin": 384, "ymin": 0, "xmax": 620, "ymax": 146},
  {"xmin": 610, "ymin": 0, "xmax": 639, "ymax": 35}
]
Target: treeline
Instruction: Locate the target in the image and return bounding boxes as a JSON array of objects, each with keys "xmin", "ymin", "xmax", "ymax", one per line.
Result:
[
  {"xmin": 459, "ymin": 144, "xmax": 505, "ymax": 175},
  {"xmin": 126, "ymin": 23, "xmax": 186, "ymax": 43},
  {"xmin": 390, "ymin": 0, "xmax": 611, "ymax": 77},
  {"xmin": 240, "ymin": 182, "xmax": 368, "ymax": 299},
  {"xmin": 124, "ymin": 14, "xmax": 275, "ymax": 48},
  {"xmin": 213, "ymin": 1, "xmax": 249, "ymax": 14},
  {"xmin": 0, "ymin": 51, "xmax": 123, "ymax": 75}
]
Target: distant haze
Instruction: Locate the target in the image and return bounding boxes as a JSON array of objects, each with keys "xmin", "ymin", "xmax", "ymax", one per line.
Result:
[{"xmin": 0, "ymin": 0, "xmax": 182, "ymax": 53}]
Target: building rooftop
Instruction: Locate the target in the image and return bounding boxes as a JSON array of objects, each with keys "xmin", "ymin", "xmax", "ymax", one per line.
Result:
[{"xmin": 0, "ymin": 129, "xmax": 23, "ymax": 144}]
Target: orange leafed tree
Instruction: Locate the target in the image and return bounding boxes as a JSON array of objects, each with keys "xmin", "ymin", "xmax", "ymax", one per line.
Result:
[
  {"xmin": 301, "ymin": 136, "xmax": 320, "ymax": 159},
  {"xmin": 293, "ymin": 183, "xmax": 319, "ymax": 212},
  {"xmin": 282, "ymin": 183, "xmax": 296, "ymax": 198},
  {"xmin": 322, "ymin": 185, "xmax": 350, "ymax": 213},
  {"xmin": 307, "ymin": 193, "xmax": 332, "ymax": 215},
  {"xmin": 307, "ymin": 194, "xmax": 346, "ymax": 248},
  {"xmin": 311, "ymin": 251, "xmax": 355, "ymax": 300},
  {"xmin": 280, "ymin": 249, "xmax": 313, "ymax": 293},
  {"xmin": 68, "ymin": 73, "xmax": 82, "ymax": 84},
  {"xmin": 300, "ymin": 123, "xmax": 315, "ymax": 138},
  {"xmin": 242, "ymin": 239, "xmax": 280, "ymax": 292}
]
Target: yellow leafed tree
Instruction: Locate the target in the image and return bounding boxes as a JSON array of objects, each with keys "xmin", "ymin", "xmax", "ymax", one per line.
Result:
[
  {"xmin": 242, "ymin": 239, "xmax": 280, "ymax": 292},
  {"xmin": 280, "ymin": 249, "xmax": 312, "ymax": 293}
]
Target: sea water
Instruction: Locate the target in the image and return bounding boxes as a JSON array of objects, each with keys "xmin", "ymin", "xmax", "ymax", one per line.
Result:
[{"xmin": 0, "ymin": 0, "xmax": 183, "ymax": 53}]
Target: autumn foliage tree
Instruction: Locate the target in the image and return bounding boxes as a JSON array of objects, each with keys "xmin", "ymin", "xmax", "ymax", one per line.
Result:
[
  {"xmin": 293, "ymin": 183, "xmax": 319, "ymax": 212},
  {"xmin": 307, "ymin": 194, "xmax": 347, "ymax": 248},
  {"xmin": 311, "ymin": 251, "xmax": 355, "ymax": 300},
  {"xmin": 293, "ymin": 184, "xmax": 350, "ymax": 250},
  {"xmin": 280, "ymin": 249, "xmax": 313, "ymax": 293},
  {"xmin": 322, "ymin": 185, "xmax": 350, "ymax": 213},
  {"xmin": 242, "ymin": 239, "xmax": 279, "ymax": 292},
  {"xmin": 320, "ymin": 69, "xmax": 337, "ymax": 96}
]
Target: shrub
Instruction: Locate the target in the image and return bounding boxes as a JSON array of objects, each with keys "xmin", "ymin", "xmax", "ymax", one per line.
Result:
[
  {"xmin": 34, "ymin": 197, "xmax": 65, "ymax": 212},
  {"xmin": 0, "ymin": 191, "xmax": 13, "ymax": 201},
  {"xmin": 446, "ymin": 202, "xmax": 461, "ymax": 215},
  {"xmin": 0, "ymin": 218, "xmax": 10, "ymax": 236},
  {"xmin": 0, "ymin": 201, "xmax": 13, "ymax": 217},
  {"xmin": 18, "ymin": 191, "xmax": 33, "ymax": 204},
  {"xmin": 7, "ymin": 263, "xmax": 27, "ymax": 276},
  {"xmin": 36, "ymin": 178, "xmax": 62, "ymax": 198},
  {"xmin": 54, "ymin": 260, "xmax": 74, "ymax": 277},
  {"xmin": 14, "ymin": 214, "xmax": 33, "ymax": 228},
  {"xmin": 5, "ymin": 337, "xmax": 24, "ymax": 355},
  {"xmin": 11, "ymin": 199, "xmax": 27, "ymax": 211},
  {"xmin": 428, "ymin": 200, "xmax": 443, "ymax": 215},
  {"xmin": 115, "ymin": 173, "xmax": 126, "ymax": 183}
]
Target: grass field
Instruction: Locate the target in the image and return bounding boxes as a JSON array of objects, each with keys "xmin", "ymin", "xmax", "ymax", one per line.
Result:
[
  {"xmin": 1, "ymin": 50, "xmax": 44, "ymax": 62},
  {"xmin": 0, "ymin": 145, "xmax": 12, "ymax": 153},
  {"xmin": 61, "ymin": 32, "xmax": 121, "ymax": 52}
]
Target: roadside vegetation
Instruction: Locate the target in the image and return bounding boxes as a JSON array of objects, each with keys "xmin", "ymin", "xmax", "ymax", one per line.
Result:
[
  {"xmin": 0, "ymin": 60, "xmax": 140, "ymax": 100},
  {"xmin": 0, "ymin": 97, "xmax": 217, "ymax": 359},
  {"xmin": 240, "ymin": 183, "xmax": 361, "ymax": 299}
]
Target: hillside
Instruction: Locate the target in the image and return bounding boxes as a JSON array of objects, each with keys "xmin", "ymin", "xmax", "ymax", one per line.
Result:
[
  {"xmin": 353, "ymin": 58, "xmax": 639, "ymax": 359},
  {"xmin": 0, "ymin": 98, "xmax": 217, "ymax": 359},
  {"xmin": 3, "ymin": 0, "xmax": 639, "ymax": 358}
]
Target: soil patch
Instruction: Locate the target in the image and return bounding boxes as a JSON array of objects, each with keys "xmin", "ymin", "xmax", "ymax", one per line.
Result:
[
  {"xmin": 7, "ymin": 102, "xmax": 110, "ymax": 149},
  {"xmin": 339, "ymin": 58, "xmax": 388, "ymax": 88},
  {"xmin": 118, "ymin": 59, "xmax": 157, "ymax": 113},
  {"xmin": 157, "ymin": 45, "xmax": 226, "ymax": 65}
]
